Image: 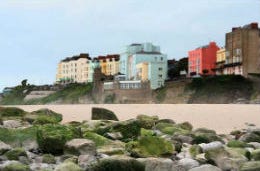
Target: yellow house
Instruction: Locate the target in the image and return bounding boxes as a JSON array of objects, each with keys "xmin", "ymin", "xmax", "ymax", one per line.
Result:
[
  {"xmin": 56, "ymin": 54, "xmax": 92, "ymax": 83},
  {"xmin": 215, "ymin": 48, "xmax": 226, "ymax": 75},
  {"xmin": 98, "ymin": 55, "xmax": 120, "ymax": 76},
  {"xmin": 136, "ymin": 62, "xmax": 149, "ymax": 81}
]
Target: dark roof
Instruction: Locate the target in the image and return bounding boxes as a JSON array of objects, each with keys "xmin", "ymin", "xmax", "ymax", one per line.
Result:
[
  {"xmin": 130, "ymin": 43, "xmax": 142, "ymax": 46},
  {"xmin": 61, "ymin": 53, "xmax": 91, "ymax": 62}
]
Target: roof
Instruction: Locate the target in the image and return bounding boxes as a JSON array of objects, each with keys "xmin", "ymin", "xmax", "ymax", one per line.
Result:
[
  {"xmin": 130, "ymin": 43, "xmax": 142, "ymax": 46},
  {"xmin": 61, "ymin": 53, "xmax": 91, "ymax": 62}
]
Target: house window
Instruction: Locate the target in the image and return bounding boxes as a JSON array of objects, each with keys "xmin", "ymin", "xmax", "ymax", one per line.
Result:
[
  {"xmin": 161, "ymin": 57, "xmax": 163, "ymax": 61},
  {"xmin": 159, "ymin": 74, "xmax": 163, "ymax": 78},
  {"xmin": 158, "ymin": 67, "xmax": 163, "ymax": 71}
]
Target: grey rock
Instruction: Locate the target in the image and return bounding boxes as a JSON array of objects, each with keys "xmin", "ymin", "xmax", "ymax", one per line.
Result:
[
  {"xmin": 199, "ymin": 141, "xmax": 223, "ymax": 152},
  {"xmin": 0, "ymin": 140, "xmax": 11, "ymax": 155},
  {"xmin": 188, "ymin": 164, "xmax": 221, "ymax": 171},
  {"xmin": 3, "ymin": 120, "xmax": 22, "ymax": 128},
  {"xmin": 64, "ymin": 139, "xmax": 96, "ymax": 156},
  {"xmin": 178, "ymin": 158, "xmax": 199, "ymax": 170},
  {"xmin": 248, "ymin": 142, "xmax": 260, "ymax": 149},
  {"xmin": 78, "ymin": 154, "xmax": 97, "ymax": 170}
]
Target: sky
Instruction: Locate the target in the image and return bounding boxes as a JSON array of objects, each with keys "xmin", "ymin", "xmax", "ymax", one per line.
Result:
[{"xmin": 0, "ymin": 0, "xmax": 260, "ymax": 91}]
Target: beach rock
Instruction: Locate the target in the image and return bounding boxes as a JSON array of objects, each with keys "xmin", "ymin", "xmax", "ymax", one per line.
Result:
[
  {"xmin": 227, "ymin": 140, "xmax": 249, "ymax": 148},
  {"xmin": 137, "ymin": 157, "xmax": 185, "ymax": 171},
  {"xmin": 177, "ymin": 122, "xmax": 193, "ymax": 131},
  {"xmin": 248, "ymin": 142, "xmax": 260, "ymax": 149},
  {"xmin": 55, "ymin": 161, "xmax": 83, "ymax": 171},
  {"xmin": 126, "ymin": 135, "xmax": 174, "ymax": 157},
  {"xmin": 155, "ymin": 122, "xmax": 189, "ymax": 135},
  {"xmin": 199, "ymin": 141, "xmax": 223, "ymax": 152},
  {"xmin": 0, "ymin": 140, "xmax": 11, "ymax": 155},
  {"xmin": 251, "ymin": 149, "xmax": 260, "ymax": 161},
  {"xmin": 91, "ymin": 107, "xmax": 118, "ymax": 121},
  {"xmin": 188, "ymin": 164, "xmax": 221, "ymax": 171},
  {"xmin": 37, "ymin": 124, "xmax": 80, "ymax": 154},
  {"xmin": 3, "ymin": 120, "xmax": 22, "ymax": 129},
  {"xmin": 78, "ymin": 154, "xmax": 97, "ymax": 170},
  {"xmin": 83, "ymin": 131, "xmax": 111, "ymax": 147},
  {"xmin": 136, "ymin": 114, "xmax": 158, "ymax": 129},
  {"xmin": 239, "ymin": 132, "xmax": 260, "ymax": 143},
  {"xmin": 64, "ymin": 138, "xmax": 96, "ymax": 156},
  {"xmin": 90, "ymin": 156, "xmax": 145, "ymax": 171},
  {"xmin": 97, "ymin": 140, "xmax": 125, "ymax": 155},
  {"xmin": 2, "ymin": 161, "xmax": 30, "ymax": 171},
  {"xmin": 42, "ymin": 154, "xmax": 56, "ymax": 164},
  {"xmin": 0, "ymin": 107, "xmax": 26, "ymax": 118},
  {"xmin": 172, "ymin": 134, "xmax": 193, "ymax": 144},
  {"xmin": 189, "ymin": 145, "xmax": 202, "ymax": 158},
  {"xmin": 30, "ymin": 162, "xmax": 56, "ymax": 171},
  {"xmin": 4, "ymin": 148, "xmax": 27, "ymax": 160},
  {"xmin": 240, "ymin": 161, "xmax": 260, "ymax": 171},
  {"xmin": 156, "ymin": 119, "xmax": 176, "ymax": 124},
  {"xmin": 178, "ymin": 158, "xmax": 199, "ymax": 170}
]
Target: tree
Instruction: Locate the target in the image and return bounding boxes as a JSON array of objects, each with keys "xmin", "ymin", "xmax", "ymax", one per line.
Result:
[
  {"xmin": 202, "ymin": 69, "xmax": 209, "ymax": 75},
  {"xmin": 21, "ymin": 79, "xmax": 28, "ymax": 87}
]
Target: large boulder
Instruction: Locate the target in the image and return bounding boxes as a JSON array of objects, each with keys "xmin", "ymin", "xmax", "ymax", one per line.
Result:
[
  {"xmin": 83, "ymin": 131, "xmax": 111, "ymax": 147},
  {"xmin": 42, "ymin": 154, "xmax": 56, "ymax": 164},
  {"xmin": 0, "ymin": 140, "xmax": 11, "ymax": 155},
  {"xmin": 36, "ymin": 124, "xmax": 80, "ymax": 154},
  {"xmin": 227, "ymin": 140, "xmax": 250, "ymax": 148},
  {"xmin": 136, "ymin": 115, "xmax": 158, "ymax": 129},
  {"xmin": 55, "ymin": 162, "xmax": 83, "ymax": 171},
  {"xmin": 91, "ymin": 107, "xmax": 118, "ymax": 121},
  {"xmin": 154, "ymin": 122, "xmax": 189, "ymax": 135},
  {"xmin": 192, "ymin": 128, "xmax": 223, "ymax": 144},
  {"xmin": 239, "ymin": 133, "xmax": 260, "ymax": 143},
  {"xmin": 126, "ymin": 135, "xmax": 174, "ymax": 158},
  {"xmin": 78, "ymin": 154, "xmax": 97, "ymax": 170},
  {"xmin": 178, "ymin": 158, "xmax": 199, "ymax": 170},
  {"xmin": 89, "ymin": 156, "xmax": 145, "ymax": 171},
  {"xmin": 188, "ymin": 164, "xmax": 221, "ymax": 171},
  {"xmin": 0, "ymin": 107, "xmax": 26, "ymax": 118},
  {"xmin": 64, "ymin": 138, "xmax": 96, "ymax": 156},
  {"xmin": 137, "ymin": 158, "xmax": 185, "ymax": 171}
]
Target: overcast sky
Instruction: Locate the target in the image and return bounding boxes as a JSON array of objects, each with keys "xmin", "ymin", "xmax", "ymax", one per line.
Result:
[{"xmin": 0, "ymin": 0, "xmax": 260, "ymax": 90}]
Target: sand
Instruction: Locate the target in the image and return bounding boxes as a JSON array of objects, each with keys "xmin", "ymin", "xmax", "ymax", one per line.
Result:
[{"xmin": 10, "ymin": 104, "xmax": 260, "ymax": 134}]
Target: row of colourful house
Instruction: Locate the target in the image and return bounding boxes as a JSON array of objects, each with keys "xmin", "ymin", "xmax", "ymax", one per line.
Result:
[
  {"xmin": 188, "ymin": 22, "xmax": 260, "ymax": 77},
  {"xmin": 56, "ymin": 42, "xmax": 168, "ymax": 90}
]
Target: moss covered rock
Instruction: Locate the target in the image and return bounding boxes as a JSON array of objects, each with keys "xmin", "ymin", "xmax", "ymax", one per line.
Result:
[
  {"xmin": 227, "ymin": 140, "xmax": 250, "ymax": 148},
  {"xmin": 155, "ymin": 122, "xmax": 189, "ymax": 135},
  {"xmin": 37, "ymin": 124, "xmax": 80, "ymax": 154},
  {"xmin": 83, "ymin": 131, "xmax": 111, "ymax": 147},
  {"xmin": 239, "ymin": 133, "xmax": 260, "ymax": 143},
  {"xmin": 0, "ymin": 140, "xmax": 12, "ymax": 155},
  {"xmin": 177, "ymin": 122, "xmax": 193, "ymax": 131},
  {"xmin": 136, "ymin": 115, "xmax": 158, "ymax": 129},
  {"xmin": 192, "ymin": 128, "xmax": 223, "ymax": 144},
  {"xmin": 2, "ymin": 162, "xmax": 30, "ymax": 171},
  {"xmin": 189, "ymin": 145, "xmax": 202, "ymax": 158},
  {"xmin": 42, "ymin": 154, "xmax": 56, "ymax": 164},
  {"xmin": 126, "ymin": 135, "xmax": 174, "ymax": 157},
  {"xmin": 240, "ymin": 161, "xmax": 260, "ymax": 171},
  {"xmin": 0, "ymin": 107, "xmax": 26, "ymax": 121},
  {"xmin": 91, "ymin": 107, "xmax": 118, "ymax": 121},
  {"xmin": 4, "ymin": 148, "xmax": 27, "ymax": 160},
  {"xmin": 55, "ymin": 162, "xmax": 83, "ymax": 171},
  {"xmin": 64, "ymin": 138, "xmax": 96, "ymax": 156}
]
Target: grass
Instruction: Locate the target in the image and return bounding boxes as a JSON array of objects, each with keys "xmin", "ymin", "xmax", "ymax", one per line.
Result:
[
  {"xmin": 25, "ymin": 83, "xmax": 93, "ymax": 104},
  {"xmin": 0, "ymin": 126, "xmax": 37, "ymax": 147}
]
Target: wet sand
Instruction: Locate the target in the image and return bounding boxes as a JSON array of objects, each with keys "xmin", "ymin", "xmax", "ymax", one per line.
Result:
[{"xmin": 11, "ymin": 104, "xmax": 260, "ymax": 134}]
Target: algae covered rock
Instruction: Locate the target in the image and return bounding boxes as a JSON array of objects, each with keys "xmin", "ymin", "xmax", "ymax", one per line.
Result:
[
  {"xmin": 91, "ymin": 107, "xmax": 118, "ymax": 121},
  {"xmin": 136, "ymin": 114, "xmax": 158, "ymax": 129},
  {"xmin": 239, "ymin": 132, "xmax": 260, "ymax": 143},
  {"xmin": 55, "ymin": 161, "xmax": 83, "ymax": 171},
  {"xmin": 89, "ymin": 157, "xmax": 145, "ymax": 171},
  {"xmin": 155, "ymin": 122, "xmax": 189, "ymax": 135},
  {"xmin": 251, "ymin": 149, "xmax": 260, "ymax": 161},
  {"xmin": 126, "ymin": 135, "xmax": 174, "ymax": 157},
  {"xmin": 240, "ymin": 161, "xmax": 260, "ymax": 171},
  {"xmin": 83, "ymin": 131, "xmax": 111, "ymax": 147},
  {"xmin": 64, "ymin": 138, "xmax": 96, "ymax": 156},
  {"xmin": 0, "ymin": 107, "xmax": 26, "ymax": 118},
  {"xmin": 4, "ymin": 148, "xmax": 27, "ymax": 160},
  {"xmin": 227, "ymin": 140, "xmax": 250, "ymax": 148},
  {"xmin": 189, "ymin": 164, "xmax": 221, "ymax": 171},
  {"xmin": 36, "ymin": 124, "xmax": 80, "ymax": 154},
  {"xmin": 192, "ymin": 128, "xmax": 223, "ymax": 144},
  {"xmin": 189, "ymin": 145, "xmax": 202, "ymax": 158},
  {"xmin": 2, "ymin": 162, "xmax": 30, "ymax": 171}
]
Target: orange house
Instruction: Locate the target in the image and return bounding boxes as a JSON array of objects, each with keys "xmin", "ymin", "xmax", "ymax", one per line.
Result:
[{"xmin": 188, "ymin": 42, "xmax": 219, "ymax": 76}]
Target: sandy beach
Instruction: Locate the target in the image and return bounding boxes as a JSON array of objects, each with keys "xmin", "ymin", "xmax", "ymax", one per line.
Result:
[{"xmin": 9, "ymin": 104, "xmax": 260, "ymax": 134}]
